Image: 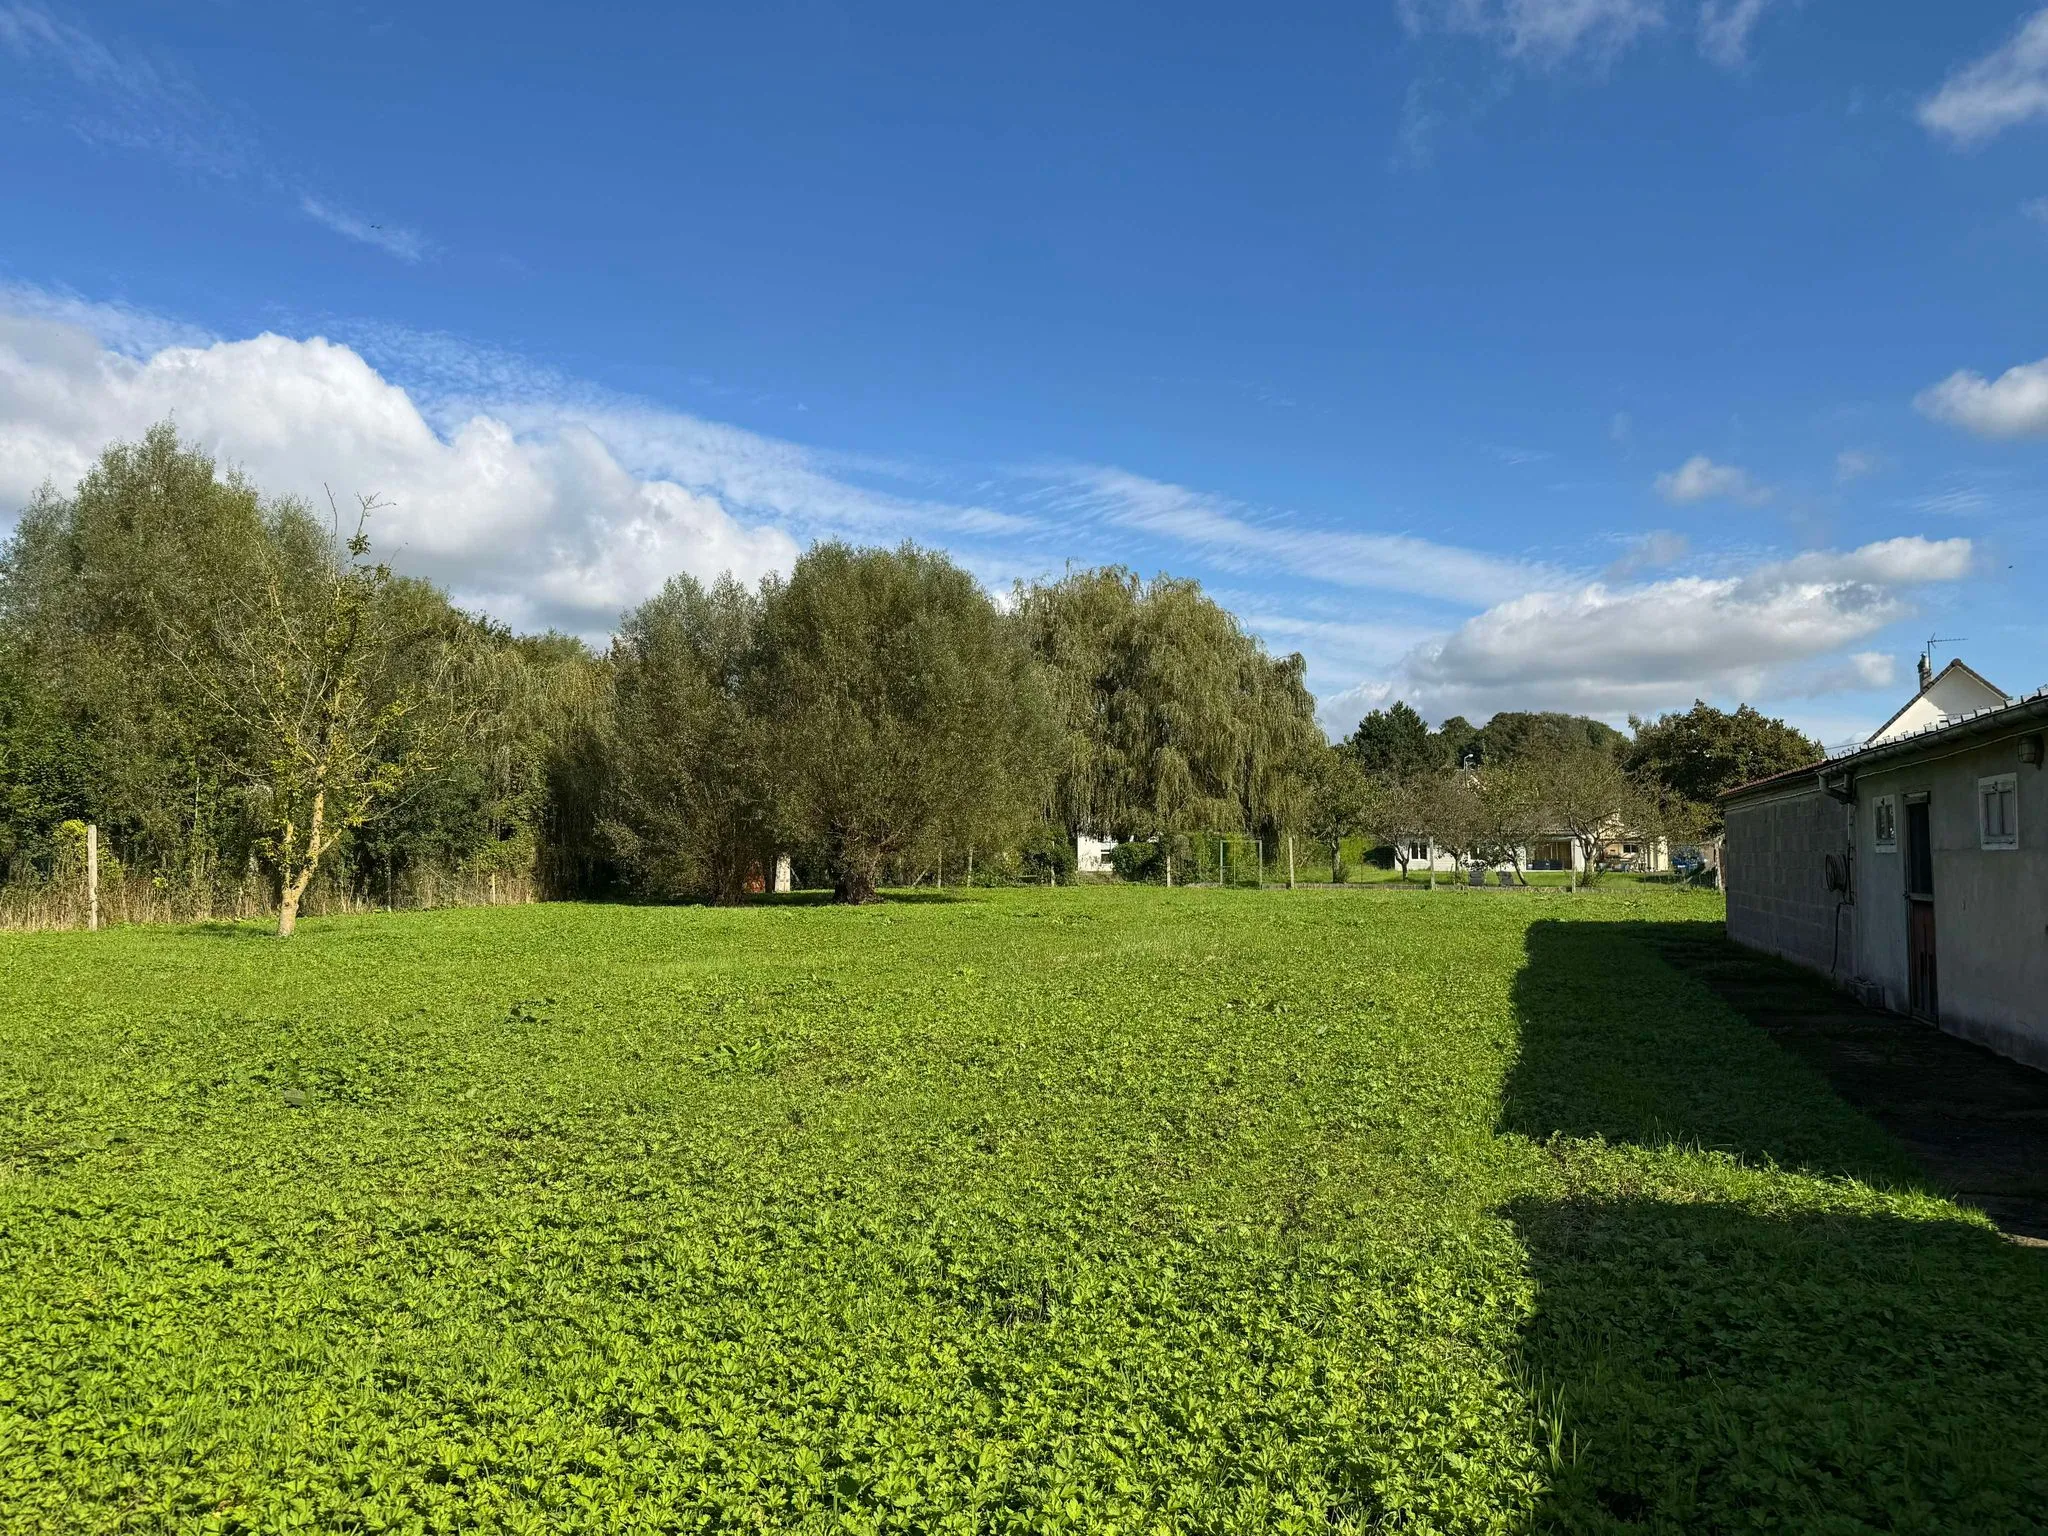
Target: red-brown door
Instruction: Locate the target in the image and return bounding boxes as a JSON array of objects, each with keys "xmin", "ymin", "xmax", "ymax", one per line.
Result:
[
  {"xmin": 1905, "ymin": 798, "xmax": 1937, "ymax": 1022},
  {"xmin": 1908, "ymin": 899, "xmax": 1938, "ymax": 1022}
]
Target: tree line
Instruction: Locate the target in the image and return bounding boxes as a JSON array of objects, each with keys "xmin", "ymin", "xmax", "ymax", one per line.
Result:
[
  {"xmin": 0, "ymin": 426, "xmax": 1826, "ymax": 930},
  {"xmin": 1308, "ymin": 696, "xmax": 1822, "ymax": 886},
  {"xmin": 0, "ymin": 426, "xmax": 1340, "ymax": 928}
]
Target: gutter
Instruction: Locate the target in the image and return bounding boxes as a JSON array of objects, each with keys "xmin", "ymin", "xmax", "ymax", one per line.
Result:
[{"xmin": 1723, "ymin": 689, "xmax": 2048, "ymax": 806}]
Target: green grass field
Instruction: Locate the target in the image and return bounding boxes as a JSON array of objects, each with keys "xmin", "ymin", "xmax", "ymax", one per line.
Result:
[{"xmin": 4, "ymin": 887, "xmax": 2045, "ymax": 1533}]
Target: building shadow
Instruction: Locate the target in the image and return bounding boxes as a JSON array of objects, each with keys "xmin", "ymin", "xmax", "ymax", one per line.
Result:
[
  {"xmin": 1511, "ymin": 1194, "xmax": 2048, "ymax": 1531},
  {"xmin": 1501, "ymin": 919, "xmax": 1920, "ymax": 1186},
  {"xmin": 1503, "ymin": 918, "xmax": 2048, "ymax": 1529}
]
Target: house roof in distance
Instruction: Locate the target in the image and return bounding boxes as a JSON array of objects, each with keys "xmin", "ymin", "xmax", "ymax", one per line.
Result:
[{"xmin": 1864, "ymin": 658, "xmax": 2011, "ymax": 748}]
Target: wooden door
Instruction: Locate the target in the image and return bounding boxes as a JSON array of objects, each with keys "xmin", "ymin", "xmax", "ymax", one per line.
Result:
[
  {"xmin": 1905, "ymin": 799, "xmax": 1937, "ymax": 1022},
  {"xmin": 1908, "ymin": 900, "xmax": 1937, "ymax": 1022}
]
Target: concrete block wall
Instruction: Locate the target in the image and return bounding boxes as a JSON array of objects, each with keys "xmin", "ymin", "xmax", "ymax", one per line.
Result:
[{"xmin": 1725, "ymin": 785, "xmax": 1852, "ymax": 977}]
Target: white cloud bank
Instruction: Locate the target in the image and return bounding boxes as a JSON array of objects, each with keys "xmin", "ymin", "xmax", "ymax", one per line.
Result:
[
  {"xmin": 1653, "ymin": 454, "xmax": 1770, "ymax": 505},
  {"xmin": 0, "ymin": 308, "xmax": 797, "ymax": 632},
  {"xmin": 1919, "ymin": 8, "xmax": 2048, "ymax": 146},
  {"xmin": 1915, "ymin": 355, "xmax": 2048, "ymax": 439},
  {"xmin": 1348, "ymin": 536, "xmax": 1973, "ymax": 722}
]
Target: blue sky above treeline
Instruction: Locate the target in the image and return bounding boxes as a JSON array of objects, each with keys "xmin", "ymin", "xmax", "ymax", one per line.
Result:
[{"xmin": 3, "ymin": 0, "xmax": 2046, "ymax": 749}]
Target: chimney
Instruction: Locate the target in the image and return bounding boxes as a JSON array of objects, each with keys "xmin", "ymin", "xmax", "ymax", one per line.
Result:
[{"xmin": 1917, "ymin": 652, "xmax": 1932, "ymax": 691}]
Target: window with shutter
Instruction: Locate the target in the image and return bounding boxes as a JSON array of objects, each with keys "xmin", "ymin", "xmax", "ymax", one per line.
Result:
[{"xmin": 1979, "ymin": 774, "xmax": 2018, "ymax": 851}]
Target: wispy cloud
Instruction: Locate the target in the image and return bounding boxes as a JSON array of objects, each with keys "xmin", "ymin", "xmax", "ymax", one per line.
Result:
[
  {"xmin": 1654, "ymin": 453, "xmax": 1771, "ymax": 505},
  {"xmin": 299, "ymin": 197, "xmax": 429, "ymax": 263},
  {"xmin": 0, "ymin": 1, "xmax": 248, "ymax": 173},
  {"xmin": 1698, "ymin": 0, "xmax": 1780, "ymax": 68},
  {"xmin": 1834, "ymin": 448, "xmax": 1881, "ymax": 485},
  {"xmin": 1027, "ymin": 464, "xmax": 1556, "ymax": 606},
  {"xmin": 1918, "ymin": 8, "xmax": 2048, "ymax": 147},
  {"xmin": 1604, "ymin": 528, "xmax": 1689, "ymax": 579},
  {"xmin": 1398, "ymin": 0, "xmax": 1666, "ymax": 67},
  {"xmin": 0, "ymin": 4, "xmax": 428, "ymax": 260}
]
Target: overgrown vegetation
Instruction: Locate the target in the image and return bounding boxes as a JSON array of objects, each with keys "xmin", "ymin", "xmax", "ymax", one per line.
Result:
[{"xmin": 2, "ymin": 885, "xmax": 2040, "ymax": 1532}]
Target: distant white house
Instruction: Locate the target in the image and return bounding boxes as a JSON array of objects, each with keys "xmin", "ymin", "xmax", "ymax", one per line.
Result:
[
  {"xmin": 1391, "ymin": 824, "xmax": 1668, "ymax": 879},
  {"xmin": 1076, "ymin": 834, "xmax": 1119, "ymax": 874}
]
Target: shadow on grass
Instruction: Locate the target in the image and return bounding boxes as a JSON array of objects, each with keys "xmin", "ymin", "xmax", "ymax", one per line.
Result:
[
  {"xmin": 749, "ymin": 889, "xmax": 974, "ymax": 907},
  {"xmin": 1501, "ymin": 919, "xmax": 1918, "ymax": 1185},
  {"xmin": 1514, "ymin": 1195, "xmax": 2048, "ymax": 1531},
  {"xmin": 1504, "ymin": 919, "xmax": 2048, "ymax": 1530}
]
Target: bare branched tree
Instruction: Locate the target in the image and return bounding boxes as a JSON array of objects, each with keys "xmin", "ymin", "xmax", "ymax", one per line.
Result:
[{"xmin": 165, "ymin": 494, "xmax": 462, "ymax": 935}]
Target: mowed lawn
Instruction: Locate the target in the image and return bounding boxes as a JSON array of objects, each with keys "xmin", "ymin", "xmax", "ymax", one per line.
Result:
[{"xmin": 3, "ymin": 889, "xmax": 2046, "ymax": 1534}]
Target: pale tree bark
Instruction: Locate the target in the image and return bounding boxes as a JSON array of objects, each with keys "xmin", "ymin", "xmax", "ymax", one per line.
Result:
[{"xmin": 275, "ymin": 787, "xmax": 330, "ymax": 937}]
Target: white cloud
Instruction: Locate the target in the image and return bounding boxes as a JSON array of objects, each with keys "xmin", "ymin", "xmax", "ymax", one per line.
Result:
[
  {"xmin": 299, "ymin": 197, "xmax": 429, "ymax": 264},
  {"xmin": 1398, "ymin": 0, "xmax": 1665, "ymax": 65},
  {"xmin": 1375, "ymin": 536, "xmax": 1971, "ymax": 720},
  {"xmin": 2024, "ymin": 196, "xmax": 2048, "ymax": 228},
  {"xmin": 1032, "ymin": 464, "xmax": 1555, "ymax": 605},
  {"xmin": 1834, "ymin": 448, "xmax": 1880, "ymax": 484},
  {"xmin": 1914, "ymin": 356, "xmax": 2048, "ymax": 439},
  {"xmin": 1918, "ymin": 8, "xmax": 2048, "ymax": 147},
  {"xmin": 1653, "ymin": 453, "xmax": 1770, "ymax": 504},
  {"xmin": 1698, "ymin": 0, "xmax": 1777, "ymax": 68},
  {"xmin": 0, "ymin": 308, "xmax": 800, "ymax": 633}
]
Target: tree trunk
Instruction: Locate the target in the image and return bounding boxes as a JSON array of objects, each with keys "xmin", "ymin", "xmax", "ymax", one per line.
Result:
[
  {"xmin": 834, "ymin": 855, "xmax": 882, "ymax": 904},
  {"xmin": 277, "ymin": 790, "xmax": 326, "ymax": 937}
]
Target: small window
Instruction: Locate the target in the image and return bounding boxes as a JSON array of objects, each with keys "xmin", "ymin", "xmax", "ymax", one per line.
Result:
[
  {"xmin": 1409, "ymin": 842, "xmax": 1428, "ymax": 861},
  {"xmin": 1872, "ymin": 795, "xmax": 1897, "ymax": 854},
  {"xmin": 1980, "ymin": 774, "xmax": 2019, "ymax": 851}
]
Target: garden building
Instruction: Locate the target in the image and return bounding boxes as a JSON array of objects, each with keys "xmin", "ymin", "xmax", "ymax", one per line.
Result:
[{"xmin": 1721, "ymin": 658, "xmax": 2048, "ymax": 1071}]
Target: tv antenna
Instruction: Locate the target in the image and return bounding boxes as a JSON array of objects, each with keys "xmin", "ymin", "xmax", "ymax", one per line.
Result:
[{"xmin": 1924, "ymin": 633, "xmax": 1967, "ymax": 668}]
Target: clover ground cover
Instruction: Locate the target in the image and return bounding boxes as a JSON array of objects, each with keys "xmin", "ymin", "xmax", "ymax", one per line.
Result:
[{"xmin": 2, "ymin": 888, "xmax": 2044, "ymax": 1532}]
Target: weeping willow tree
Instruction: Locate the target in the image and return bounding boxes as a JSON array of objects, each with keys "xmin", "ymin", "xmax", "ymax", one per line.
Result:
[{"xmin": 1015, "ymin": 569, "xmax": 1323, "ymax": 883}]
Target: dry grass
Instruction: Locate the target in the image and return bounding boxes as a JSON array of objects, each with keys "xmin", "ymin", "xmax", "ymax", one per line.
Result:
[{"xmin": 0, "ymin": 866, "xmax": 537, "ymax": 932}]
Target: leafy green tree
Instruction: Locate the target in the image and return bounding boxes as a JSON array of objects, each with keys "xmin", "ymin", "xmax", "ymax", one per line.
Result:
[
  {"xmin": 1306, "ymin": 747, "xmax": 1372, "ymax": 881},
  {"xmin": 1470, "ymin": 760, "xmax": 1546, "ymax": 884},
  {"xmin": 166, "ymin": 499, "xmax": 468, "ymax": 936},
  {"xmin": 1347, "ymin": 701, "xmax": 1437, "ymax": 779},
  {"xmin": 1625, "ymin": 701, "xmax": 1822, "ymax": 836},
  {"xmin": 1432, "ymin": 715, "xmax": 1480, "ymax": 770},
  {"xmin": 1528, "ymin": 744, "xmax": 1653, "ymax": 887},
  {"xmin": 0, "ymin": 424, "xmax": 278, "ymax": 883},
  {"xmin": 1017, "ymin": 568, "xmax": 1322, "ymax": 884},
  {"xmin": 602, "ymin": 575, "xmax": 773, "ymax": 904},
  {"xmin": 1471, "ymin": 711, "xmax": 1625, "ymax": 765},
  {"xmin": 757, "ymin": 543, "xmax": 1055, "ymax": 903},
  {"xmin": 1412, "ymin": 770, "xmax": 1479, "ymax": 889}
]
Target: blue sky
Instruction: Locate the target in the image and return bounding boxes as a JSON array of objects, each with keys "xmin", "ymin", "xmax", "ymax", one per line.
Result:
[{"xmin": 3, "ymin": 0, "xmax": 2046, "ymax": 747}]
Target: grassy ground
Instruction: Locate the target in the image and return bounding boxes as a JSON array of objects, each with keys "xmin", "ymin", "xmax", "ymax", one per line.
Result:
[{"xmin": 2, "ymin": 887, "xmax": 2043, "ymax": 1533}]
